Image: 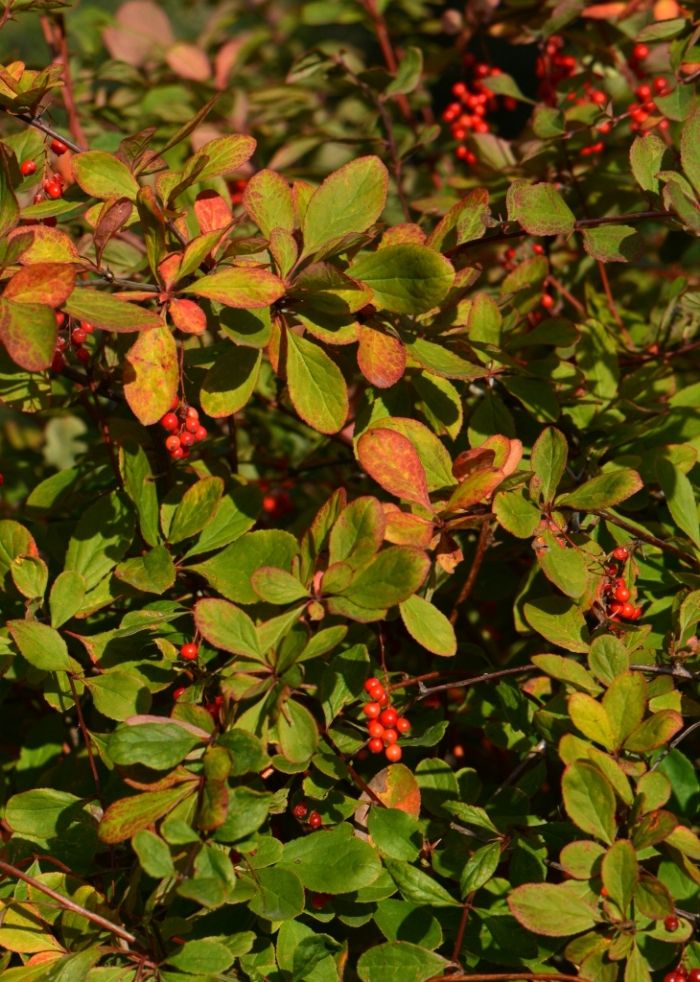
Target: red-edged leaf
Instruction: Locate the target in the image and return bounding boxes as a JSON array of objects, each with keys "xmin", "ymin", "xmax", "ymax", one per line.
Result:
[
  {"xmin": 382, "ymin": 504, "xmax": 435, "ymax": 547},
  {"xmin": 193, "ymin": 134, "xmax": 257, "ymax": 181},
  {"xmin": 64, "ymin": 288, "xmax": 164, "ymax": 332},
  {"xmin": 3, "ymin": 263, "xmax": 75, "ymax": 307},
  {"xmin": 357, "ymin": 325, "xmax": 406, "ymax": 388},
  {"xmin": 165, "ymin": 42, "xmax": 210, "ymax": 81},
  {"xmin": 169, "ymin": 298, "xmax": 207, "ymax": 335},
  {"xmin": 94, "ymin": 197, "xmax": 134, "ymax": 265},
  {"xmin": 124, "ymin": 326, "xmax": 178, "ymax": 425},
  {"xmin": 443, "ymin": 468, "xmax": 506, "ymax": 513},
  {"xmin": 243, "ymin": 169, "xmax": 295, "ymax": 238},
  {"xmin": 11, "ymin": 225, "xmax": 78, "ymax": 264},
  {"xmin": 0, "ymin": 299, "xmax": 56, "ymax": 370},
  {"xmin": 194, "ymin": 190, "xmax": 232, "ymax": 233},
  {"xmin": 357, "ymin": 428, "xmax": 432, "ymax": 509},
  {"xmin": 183, "ymin": 266, "xmax": 285, "ymax": 308}
]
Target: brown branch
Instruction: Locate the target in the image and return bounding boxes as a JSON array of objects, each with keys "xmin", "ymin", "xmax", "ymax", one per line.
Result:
[
  {"xmin": 415, "ymin": 665, "xmax": 538, "ymax": 701},
  {"xmin": 0, "ymin": 858, "xmax": 136, "ymax": 944},
  {"xmin": 359, "ymin": 0, "xmax": 414, "ymax": 125},
  {"xmin": 41, "ymin": 14, "xmax": 88, "ymax": 149},
  {"xmin": 67, "ymin": 674, "xmax": 102, "ymax": 799},
  {"xmin": 450, "ymin": 520, "xmax": 492, "ymax": 625},
  {"xmin": 593, "ymin": 510, "xmax": 700, "ymax": 570},
  {"xmin": 452, "ymin": 893, "xmax": 475, "ymax": 965},
  {"xmin": 1, "ymin": 107, "xmax": 81, "ymax": 153},
  {"xmin": 321, "ymin": 731, "xmax": 386, "ymax": 807}
]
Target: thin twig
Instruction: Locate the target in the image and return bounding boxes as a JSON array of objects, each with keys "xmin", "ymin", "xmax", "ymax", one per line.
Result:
[
  {"xmin": 0, "ymin": 859, "xmax": 136, "ymax": 944},
  {"xmin": 1, "ymin": 107, "xmax": 81, "ymax": 153},
  {"xmin": 450, "ymin": 520, "xmax": 492, "ymax": 625},
  {"xmin": 67, "ymin": 674, "xmax": 102, "ymax": 799},
  {"xmin": 593, "ymin": 510, "xmax": 700, "ymax": 570},
  {"xmin": 321, "ymin": 731, "xmax": 386, "ymax": 807},
  {"xmin": 452, "ymin": 893, "xmax": 475, "ymax": 965},
  {"xmin": 416, "ymin": 665, "xmax": 538, "ymax": 701},
  {"xmin": 359, "ymin": 0, "xmax": 414, "ymax": 125}
]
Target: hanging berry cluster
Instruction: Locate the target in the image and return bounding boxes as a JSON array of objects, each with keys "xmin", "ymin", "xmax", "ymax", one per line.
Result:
[
  {"xmin": 291, "ymin": 802, "xmax": 323, "ymax": 830},
  {"xmin": 51, "ymin": 312, "xmax": 95, "ymax": 371},
  {"xmin": 362, "ymin": 676, "xmax": 410, "ymax": 762},
  {"xmin": 160, "ymin": 400, "xmax": 207, "ymax": 461},
  {"xmin": 536, "ymin": 35, "xmax": 577, "ymax": 105},
  {"xmin": 442, "ymin": 56, "xmax": 515, "ymax": 166},
  {"xmin": 664, "ymin": 960, "xmax": 700, "ymax": 982},
  {"xmin": 602, "ymin": 547, "xmax": 643, "ymax": 622}
]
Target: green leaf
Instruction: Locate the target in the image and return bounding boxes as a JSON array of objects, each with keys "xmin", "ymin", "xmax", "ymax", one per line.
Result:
[
  {"xmin": 562, "ymin": 760, "xmax": 616, "ymax": 844},
  {"xmin": 530, "ymin": 427, "xmax": 567, "ymax": 504},
  {"xmin": 338, "ymin": 547, "xmax": 430, "ymax": 609},
  {"xmin": 356, "ymin": 428, "xmax": 431, "ymax": 509},
  {"xmin": 680, "ymin": 106, "xmax": 700, "ymax": 196},
  {"xmin": 493, "ymin": 488, "xmax": 541, "ymax": 538},
  {"xmin": 64, "ymin": 288, "xmax": 164, "ymax": 332},
  {"xmin": 8, "ymin": 619, "xmax": 80, "ymax": 672},
  {"xmin": 426, "ymin": 188, "xmax": 490, "ymax": 251},
  {"xmin": 482, "ymin": 72, "xmax": 534, "ymax": 104},
  {"xmin": 248, "ymin": 867, "xmax": 305, "ymax": 921},
  {"xmin": 251, "ymin": 567, "xmax": 309, "ymax": 604},
  {"xmin": 201, "ymin": 345, "xmax": 261, "ymax": 418},
  {"xmin": 10, "ymin": 554, "xmax": 47, "ymax": 600},
  {"xmin": 184, "ymin": 266, "xmax": 285, "ymax": 308},
  {"xmin": 49, "ymin": 570, "xmax": 86, "ymax": 628},
  {"xmin": 276, "ymin": 699, "xmax": 319, "ymax": 763},
  {"xmin": 282, "ymin": 825, "xmax": 382, "ymax": 893},
  {"xmin": 108, "ymin": 722, "xmax": 204, "ymax": 769},
  {"xmin": 285, "ymin": 329, "xmax": 349, "ymax": 435},
  {"xmin": 189, "ymin": 529, "xmax": 298, "ymax": 604},
  {"xmin": 85, "ymin": 670, "xmax": 150, "ymax": 721},
  {"xmin": 568, "ymin": 693, "xmax": 615, "ymax": 751},
  {"xmin": 536, "ymin": 533, "xmax": 589, "ymax": 600},
  {"xmin": 133, "ymin": 829, "xmax": 175, "ymax": 879},
  {"xmin": 329, "ymin": 496, "xmax": 385, "ymax": 569},
  {"xmin": 531, "ymin": 654, "xmax": 601, "ymax": 694},
  {"xmin": 65, "ymin": 492, "xmax": 133, "ymax": 590},
  {"xmin": 630, "ymin": 132, "xmax": 666, "ymax": 193},
  {"xmin": 5, "ymin": 787, "xmax": 84, "ymax": 839},
  {"xmin": 386, "ymin": 47, "xmax": 423, "ymax": 96},
  {"xmin": 4, "ymin": 262, "xmax": 75, "ymax": 307},
  {"xmin": 191, "ymin": 134, "xmax": 257, "ymax": 181},
  {"xmin": 506, "ymin": 180, "xmax": 576, "ymax": 236},
  {"xmin": 635, "ymin": 872, "xmax": 674, "ymax": 920},
  {"xmin": 166, "ymin": 939, "xmax": 234, "ymax": 973},
  {"xmin": 72, "ymin": 150, "xmax": 139, "ymax": 200},
  {"xmin": 301, "ymin": 156, "xmax": 388, "ymax": 257},
  {"xmin": 119, "ymin": 442, "xmax": 160, "ymax": 548},
  {"xmin": 367, "ymin": 807, "xmax": 422, "ymax": 861},
  {"xmin": 169, "ymin": 477, "xmax": 224, "ymax": 544},
  {"xmin": 556, "ymin": 468, "xmax": 643, "ymax": 510},
  {"xmin": 357, "ymin": 942, "xmax": 447, "ymax": 982},
  {"xmin": 0, "ymin": 300, "xmax": 57, "ymax": 371},
  {"xmin": 601, "ymin": 840, "xmax": 637, "ymax": 915},
  {"xmin": 194, "ymin": 597, "xmax": 262, "ymax": 660},
  {"xmin": 460, "ymin": 841, "xmax": 501, "ymax": 897},
  {"xmin": 602, "ymin": 672, "xmax": 647, "ymax": 748},
  {"xmin": 213, "ymin": 786, "xmax": 272, "ymax": 842},
  {"xmin": 623, "ymin": 710, "xmax": 683, "ymax": 753},
  {"xmin": 243, "ymin": 168, "xmax": 295, "ymax": 237},
  {"xmin": 384, "ymin": 859, "xmax": 459, "ymax": 907},
  {"xmin": 0, "ymin": 145, "xmax": 19, "ymax": 239},
  {"xmin": 588, "ymin": 635, "xmax": 629, "ymax": 684},
  {"xmin": 405, "ymin": 336, "xmax": 487, "ymax": 381},
  {"xmin": 348, "ymin": 245, "xmax": 454, "ymax": 314},
  {"xmin": 115, "ymin": 545, "xmax": 176, "ymax": 594},
  {"xmin": 99, "ymin": 786, "xmax": 194, "ymax": 844},
  {"xmin": 399, "ymin": 594, "xmax": 457, "ymax": 657},
  {"xmin": 523, "ymin": 596, "xmax": 589, "ymax": 653},
  {"xmin": 656, "ymin": 458, "xmax": 700, "ymax": 545},
  {"xmin": 582, "ymin": 225, "xmax": 641, "ymax": 263},
  {"xmin": 508, "ymin": 881, "xmax": 599, "ymax": 936},
  {"xmin": 123, "ymin": 325, "xmax": 178, "ymax": 426}
]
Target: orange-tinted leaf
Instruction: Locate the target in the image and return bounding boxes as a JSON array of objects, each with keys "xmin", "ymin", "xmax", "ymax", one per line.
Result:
[
  {"xmin": 102, "ymin": 0, "xmax": 174, "ymax": 67},
  {"xmin": 12, "ymin": 225, "xmax": 77, "ymax": 264},
  {"xmin": 195, "ymin": 190, "xmax": 232, "ymax": 233},
  {"xmin": 357, "ymin": 325, "xmax": 406, "ymax": 388},
  {"xmin": 99, "ymin": 785, "xmax": 194, "ymax": 844},
  {"xmin": 443, "ymin": 468, "xmax": 506, "ymax": 513},
  {"xmin": 368, "ymin": 763, "xmax": 421, "ymax": 816},
  {"xmin": 169, "ymin": 297, "xmax": 207, "ymax": 334},
  {"xmin": 382, "ymin": 504, "xmax": 435, "ymax": 547},
  {"xmin": 357, "ymin": 428, "xmax": 432, "ymax": 509},
  {"xmin": 0, "ymin": 299, "xmax": 56, "ymax": 370},
  {"xmin": 482, "ymin": 434, "xmax": 523, "ymax": 476},
  {"xmin": 158, "ymin": 253, "xmax": 181, "ymax": 290},
  {"xmin": 3, "ymin": 262, "xmax": 75, "ymax": 307},
  {"xmin": 183, "ymin": 266, "xmax": 285, "ymax": 308},
  {"xmin": 452, "ymin": 447, "xmax": 496, "ymax": 480},
  {"xmin": 124, "ymin": 326, "xmax": 178, "ymax": 425},
  {"xmin": 166, "ymin": 42, "xmax": 210, "ymax": 81}
]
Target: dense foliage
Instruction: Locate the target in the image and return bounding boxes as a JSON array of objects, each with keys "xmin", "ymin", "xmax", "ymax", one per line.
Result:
[{"xmin": 0, "ymin": 0, "xmax": 699, "ymax": 979}]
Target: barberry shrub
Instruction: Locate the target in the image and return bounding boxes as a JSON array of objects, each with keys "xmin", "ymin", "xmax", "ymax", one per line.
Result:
[{"xmin": 0, "ymin": 0, "xmax": 699, "ymax": 979}]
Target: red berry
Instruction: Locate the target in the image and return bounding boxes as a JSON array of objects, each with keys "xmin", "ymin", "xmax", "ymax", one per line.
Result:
[
  {"xmin": 50, "ymin": 138, "xmax": 68, "ymax": 155},
  {"xmin": 385, "ymin": 744, "xmax": 402, "ymax": 762},
  {"xmin": 161, "ymin": 412, "xmax": 179, "ymax": 431},
  {"xmin": 632, "ymin": 43, "xmax": 649, "ymax": 62},
  {"xmin": 541, "ymin": 293, "xmax": 555, "ymax": 310},
  {"xmin": 194, "ymin": 425, "xmax": 207, "ymax": 442},
  {"xmin": 363, "ymin": 702, "xmax": 381, "ymax": 719},
  {"xmin": 21, "ymin": 160, "xmax": 37, "ymax": 176},
  {"xmin": 608, "ymin": 602, "xmax": 623, "ymax": 616},
  {"xmin": 307, "ymin": 811, "xmax": 322, "ymax": 829},
  {"xmin": 378, "ymin": 690, "xmax": 388, "ymax": 706},
  {"xmin": 364, "ymin": 677, "xmax": 382, "ymax": 694},
  {"xmin": 173, "ymin": 686, "xmax": 187, "ymax": 700},
  {"xmin": 687, "ymin": 971, "xmax": 700, "ymax": 982},
  {"xmin": 620, "ymin": 602, "xmax": 636, "ymax": 619},
  {"xmin": 379, "ymin": 708, "xmax": 398, "ymax": 727},
  {"xmin": 185, "ymin": 417, "xmax": 199, "ymax": 433},
  {"xmin": 368, "ymin": 737, "xmax": 384, "ymax": 753},
  {"xmin": 81, "ymin": 321, "xmax": 95, "ymax": 334},
  {"xmin": 186, "ymin": 406, "xmax": 199, "ymax": 420},
  {"xmin": 75, "ymin": 347, "xmax": 90, "ymax": 364},
  {"xmin": 665, "ymin": 916, "xmax": 679, "ymax": 932},
  {"xmin": 51, "ymin": 352, "xmax": 65, "ymax": 372},
  {"xmin": 0, "ymin": 473, "xmax": 4, "ymax": 486},
  {"xmin": 612, "ymin": 547, "xmax": 629, "ymax": 561},
  {"xmin": 613, "ymin": 585, "xmax": 630, "ymax": 602},
  {"xmin": 367, "ymin": 721, "xmax": 385, "ymax": 739},
  {"xmin": 396, "ymin": 717, "xmax": 411, "ymax": 734},
  {"xmin": 180, "ymin": 431, "xmax": 195, "ymax": 448},
  {"xmin": 311, "ymin": 892, "xmax": 330, "ymax": 909},
  {"xmin": 165, "ymin": 435, "xmax": 181, "ymax": 452},
  {"xmin": 383, "ymin": 729, "xmax": 398, "ymax": 746},
  {"xmin": 533, "ymin": 243, "xmax": 544, "ymax": 255},
  {"xmin": 180, "ymin": 642, "xmax": 198, "ymax": 661},
  {"xmin": 55, "ymin": 311, "xmax": 66, "ymax": 327},
  {"xmin": 292, "ymin": 803, "xmax": 308, "ymax": 820},
  {"xmin": 653, "ymin": 77, "xmax": 669, "ymax": 94},
  {"xmin": 71, "ymin": 328, "xmax": 87, "ymax": 345},
  {"xmin": 171, "ymin": 446, "xmax": 185, "ymax": 460},
  {"xmin": 44, "ymin": 180, "xmax": 62, "ymax": 199}
]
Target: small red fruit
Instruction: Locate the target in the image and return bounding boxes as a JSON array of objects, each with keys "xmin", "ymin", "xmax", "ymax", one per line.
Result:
[
  {"xmin": 50, "ymin": 138, "xmax": 68, "ymax": 155},
  {"xmin": 71, "ymin": 328, "xmax": 87, "ymax": 345},
  {"xmin": 632, "ymin": 43, "xmax": 649, "ymax": 62},
  {"xmin": 396, "ymin": 717, "xmax": 411, "ymax": 734},
  {"xmin": 55, "ymin": 311, "xmax": 66, "ymax": 327},
  {"xmin": 51, "ymin": 352, "xmax": 65, "ymax": 372},
  {"xmin": 367, "ymin": 721, "xmax": 384, "ymax": 739},
  {"xmin": 612, "ymin": 547, "xmax": 629, "ymax": 561},
  {"xmin": 194, "ymin": 425, "xmax": 207, "ymax": 442},
  {"xmin": 75, "ymin": 347, "xmax": 90, "ymax": 364},
  {"xmin": 363, "ymin": 702, "xmax": 381, "ymax": 719},
  {"xmin": 161, "ymin": 412, "xmax": 179, "ymax": 431},
  {"xmin": 81, "ymin": 321, "xmax": 95, "ymax": 334},
  {"xmin": 292, "ymin": 803, "xmax": 308, "ymax": 820},
  {"xmin": 44, "ymin": 180, "xmax": 63, "ymax": 199},
  {"xmin": 185, "ymin": 417, "xmax": 199, "ymax": 433},
  {"xmin": 385, "ymin": 744, "xmax": 402, "ymax": 762},
  {"xmin": 165, "ymin": 435, "xmax": 181, "ymax": 452},
  {"xmin": 186, "ymin": 406, "xmax": 199, "ymax": 420},
  {"xmin": 180, "ymin": 642, "xmax": 199, "ymax": 661},
  {"xmin": 541, "ymin": 293, "xmax": 555, "ymax": 310},
  {"xmin": 368, "ymin": 737, "xmax": 384, "ymax": 754},
  {"xmin": 171, "ymin": 446, "xmax": 185, "ymax": 460},
  {"xmin": 311, "ymin": 892, "xmax": 330, "ymax": 909},
  {"xmin": 620, "ymin": 602, "xmax": 636, "ymax": 619},
  {"xmin": 173, "ymin": 686, "xmax": 187, "ymax": 700},
  {"xmin": 687, "ymin": 971, "xmax": 700, "ymax": 982},
  {"xmin": 613, "ymin": 585, "xmax": 630, "ymax": 602},
  {"xmin": 170, "ymin": 394, "xmax": 180, "ymax": 410},
  {"xmin": 664, "ymin": 915, "xmax": 679, "ymax": 932},
  {"xmin": 379, "ymin": 708, "xmax": 398, "ymax": 727},
  {"xmin": 308, "ymin": 811, "xmax": 322, "ymax": 829},
  {"xmin": 364, "ymin": 677, "xmax": 382, "ymax": 694},
  {"xmin": 21, "ymin": 160, "xmax": 37, "ymax": 176},
  {"xmin": 180, "ymin": 431, "xmax": 195, "ymax": 448},
  {"xmin": 383, "ymin": 729, "xmax": 398, "ymax": 746}
]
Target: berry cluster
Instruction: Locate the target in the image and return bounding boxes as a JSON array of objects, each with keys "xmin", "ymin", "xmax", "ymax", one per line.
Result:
[
  {"xmin": 51, "ymin": 312, "xmax": 95, "ymax": 371},
  {"xmin": 536, "ymin": 35, "xmax": 577, "ymax": 105},
  {"xmin": 664, "ymin": 965, "xmax": 699, "ymax": 982},
  {"xmin": 229, "ymin": 178, "xmax": 248, "ymax": 206},
  {"xmin": 362, "ymin": 676, "xmax": 410, "ymax": 762},
  {"xmin": 173, "ymin": 684, "xmax": 223, "ymax": 722},
  {"xmin": 292, "ymin": 802, "xmax": 323, "ymax": 829},
  {"xmin": 160, "ymin": 400, "xmax": 207, "ymax": 460},
  {"xmin": 442, "ymin": 56, "xmax": 516, "ymax": 166},
  {"xmin": 602, "ymin": 546, "xmax": 643, "ymax": 622}
]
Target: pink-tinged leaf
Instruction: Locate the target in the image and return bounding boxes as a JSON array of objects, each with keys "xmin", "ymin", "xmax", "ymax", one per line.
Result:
[
  {"xmin": 11, "ymin": 225, "xmax": 77, "ymax": 264},
  {"xmin": 183, "ymin": 266, "xmax": 285, "ymax": 308},
  {"xmin": 64, "ymin": 289, "xmax": 164, "ymax": 332},
  {"xmin": 452, "ymin": 448, "xmax": 496, "ymax": 481},
  {"xmin": 158, "ymin": 253, "xmax": 181, "ymax": 290},
  {"xmin": 94, "ymin": 197, "xmax": 134, "ymax": 265},
  {"xmin": 123, "ymin": 326, "xmax": 178, "ymax": 425},
  {"xmin": 380, "ymin": 223, "xmax": 426, "ymax": 247},
  {"xmin": 382, "ymin": 504, "xmax": 435, "ymax": 547},
  {"xmin": 102, "ymin": 0, "xmax": 174, "ymax": 67},
  {"xmin": 3, "ymin": 263, "xmax": 75, "ymax": 307},
  {"xmin": 481, "ymin": 435, "xmax": 523, "ymax": 477},
  {"xmin": 357, "ymin": 325, "xmax": 406, "ymax": 388},
  {"xmin": 243, "ymin": 169, "xmax": 295, "ymax": 238},
  {"xmin": 0, "ymin": 299, "xmax": 56, "ymax": 371},
  {"xmin": 582, "ymin": 2, "xmax": 627, "ymax": 15},
  {"xmin": 357, "ymin": 428, "xmax": 432, "ymax": 509},
  {"xmin": 165, "ymin": 42, "xmax": 210, "ymax": 81},
  {"xmin": 194, "ymin": 190, "xmax": 232, "ymax": 233},
  {"xmin": 169, "ymin": 298, "xmax": 207, "ymax": 335},
  {"xmin": 214, "ymin": 37, "xmax": 247, "ymax": 90},
  {"xmin": 443, "ymin": 468, "xmax": 506, "ymax": 513},
  {"xmin": 192, "ymin": 134, "xmax": 257, "ymax": 181}
]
